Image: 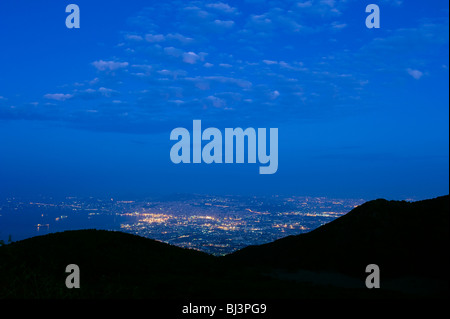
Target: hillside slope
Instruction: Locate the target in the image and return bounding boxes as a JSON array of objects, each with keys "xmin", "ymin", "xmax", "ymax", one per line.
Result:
[
  {"xmin": 0, "ymin": 195, "xmax": 448, "ymax": 298},
  {"xmin": 0, "ymin": 229, "xmax": 217, "ymax": 298},
  {"xmin": 226, "ymin": 195, "xmax": 449, "ymax": 281}
]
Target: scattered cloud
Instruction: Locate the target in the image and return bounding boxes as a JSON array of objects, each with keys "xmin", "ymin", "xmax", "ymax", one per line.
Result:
[
  {"xmin": 213, "ymin": 19, "xmax": 235, "ymax": 28},
  {"xmin": 206, "ymin": 2, "xmax": 239, "ymax": 15},
  {"xmin": 331, "ymin": 22, "xmax": 347, "ymax": 30},
  {"xmin": 263, "ymin": 60, "xmax": 278, "ymax": 65},
  {"xmin": 92, "ymin": 60, "xmax": 129, "ymax": 71},
  {"xmin": 44, "ymin": 93, "xmax": 74, "ymax": 101},
  {"xmin": 164, "ymin": 46, "xmax": 184, "ymax": 57},
  {"xmin": 166, "ymin": 33, "xmax": 194, "ymax": 44},
  {"xmin": 124, "ymin": 34, "xmax": 143, "ymax": 41},
  {"xmin": 219, "ymin": 63, "xmax": 233, "ymax": 68},
  {"xmin": 145, "ymin": 33, "xmax": 165, "ymax": 43},
  {"xmin": 182, "ymin": 51, "xmax": 202, "ymax": 64},
  {"xmin": 205, "ymin": 95, "xmax": 227, "ymax": 108},
  {"xmin": 407, "ymin": 68, "xmax": 424, "ymax": 80},
  {"xmin": 269, "ymin": 90, "xmax": 280, "ymax": 100},
  {"xmin": 297, "ymin": 1, "xmax": 313, "ymax": 8},
  {"xmin": 2, "ymin": 0, "xmax": 447, "ymax": 134}
]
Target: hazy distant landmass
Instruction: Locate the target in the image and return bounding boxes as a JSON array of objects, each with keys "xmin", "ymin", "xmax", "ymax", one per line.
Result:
[{"xmin": 0, "ymin": 195, "xmax": 448, "ymax": 299}]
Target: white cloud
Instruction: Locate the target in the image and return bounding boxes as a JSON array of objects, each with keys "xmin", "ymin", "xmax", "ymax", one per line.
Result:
[
  {"xmin": 269, "ymin": 90, "xmax": 280, "ymax": 100},
  {"xmin": 263, "ymin": 60, "xmax": 278, "ymax": 65},
  {"xmin": 204, "ymin": 76, "xmax": 252, "ymax": 89},
  {"xmin": 92, "ymin": 60, "xmax": 129, "ymax": 71},
  {"xmin": 331, "ymin": 22, "xmax": 347, "ymax": 29},
  {"xmin": 278, "ymin": 61, "xmax": 292, "ymax": 69},
  {"xmin": 158, "ymin": 69, "xmax": 187, "ymax": 78},
  {"xmin": 206, "ymin": 2, "xmax": 238, "ymax": 14},
  {"xmin": 214, "ymin": 20, "xmax": 235, "ymax": 28},
  {"xmin": 132, "ymin": 64, "xmax": 152, "ymax": 71},
  {"xmin": 294, "ymin": 0, "xmax": 342, "ymax": 16},
  {"xmin": 169, "ymin": 100, "xmax": 185, "ymax": 105},
  {"xmin": 183, "ymin": 51, "xmax": 201, "ymax": 64},
  {"xmin": 145, "ymin": 34, "xmax": 165, "ymax": 43},
  {"xmin": 164, "ymin": 46, "xmax": 184, "ymax": 57},
  {"xmin": 296, "ymin": 1, "xmax": 313, "ymax": 8},
  {"xmin": 379, "ymin": 0, "xmax": 403, "ymax": 6},
  {"xmin": 206, "ymin": 96, "xmax": 227, "ymax": 108},
  {"xmin": 166, "ymin": 33, "xmax": 194, "ymax": 44},
  {"xmin": 321, "ymin": 0, "xmax": 336, "ymax": 7},
  {"xmin": 44, "ymin": 93, "xmax": 74, "ymax": 101},
  {"xmin": 89, "ymin": 78, "xmax": 100, "ymax": 85},
  {"xmin": 249, "ymin": 14, "xmax": 272, "ymax": 27},
  {"xmin": 184, "ymin": 6, "xmax": 210, "ymax": 19},
  {"xmin": 125, "ymin": 34, "xmax": 143, "ymax": 41},
  {"xmin": 407, "ymin": 68, "xmax": 424, "ymax": 80},
  {"xmin": 98, "ymin": 87, "xmax": 117, "ymax": 97}
]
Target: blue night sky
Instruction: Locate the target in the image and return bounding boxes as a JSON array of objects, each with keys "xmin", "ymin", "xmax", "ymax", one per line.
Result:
[{"xmin": 0, "ymin": 0, "xmax": 448, "ymax": 200}]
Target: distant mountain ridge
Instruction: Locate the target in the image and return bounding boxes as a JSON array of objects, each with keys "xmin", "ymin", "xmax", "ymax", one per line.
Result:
[{"xmin": 0, "ymin": 195, "xmax": 448, "ymax": 298}]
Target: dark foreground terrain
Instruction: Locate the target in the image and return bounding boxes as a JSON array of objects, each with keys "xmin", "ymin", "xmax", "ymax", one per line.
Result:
[{"xmin": 0, "ymin": 195, "xmax": 448, "ymax": 299}]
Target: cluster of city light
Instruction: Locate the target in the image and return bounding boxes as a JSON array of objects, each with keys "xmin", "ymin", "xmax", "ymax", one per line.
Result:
[
  {"xmin": 304, "ymin": 212, "xmax": 342, "ymax": 217},
  {"xmin": 141, "ymin": 213, "xmax": 171, "ymax": 224},
  {"xmin": 189, "ymin": 215, "xmax": 217, "ymax": 221},
  {"xmin": 0, "ymin": 194, "xmax": 365, "ymax": 255}
]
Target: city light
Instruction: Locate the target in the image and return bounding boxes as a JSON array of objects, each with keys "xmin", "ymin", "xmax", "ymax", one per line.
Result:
[{"xmin": 0, "ymin": 195, "xmax": 365, "ymax": 255}]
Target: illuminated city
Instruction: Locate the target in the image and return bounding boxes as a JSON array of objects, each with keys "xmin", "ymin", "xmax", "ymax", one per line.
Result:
[{"xmin": 0, "ymin": 194, "xmax": 364, "ymax": 255}]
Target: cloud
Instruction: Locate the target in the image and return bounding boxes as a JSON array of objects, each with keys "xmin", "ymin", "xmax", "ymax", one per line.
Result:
[
  {"xmin": 4, "ymin": 0, "xmax": 445, "ymax": 135},
  {"xmin": 331, "ymin": 22, "xmax": 347, "ymax": 30},
  {"xmin": 44, "ymin": 93, "xmax": 74, "ymax": 101},
  {"xmin": 269, "ymin": 90, "xmax": 280, "ymax": 100},
  {"xmin": 145, "ymin": 33, "xmax": 165, "ymax": 42},
  {"xmin": 124, "ymin": 34, "xmax": 143, "ymax": 41},
  {"xmin": 92, "ymin": 60, "xmax": 129, "ymax": 71},
  {"xmin": 379, "ymin": 0, "xmax": 403, "ymax": 6},
  {"xmin": 182, "ymin": 51, "xmax": 201, "ymax": 64},
  {"xmin": 206, "ymin": 2, "xmax": 238, "ymax": 15},
  {"xmin": 166, "ymin": 33, "xmax": 194, "ymax": 44},
  {"xmin": 204, "ymin": 76, "xmax": 253, "ymax": 89},
  {"xmin": 407, "ymin": 68, "xmax": 424, "ymax": 80},
  {"xmin": 296, "ymin": 1, "xmax": 313, "ymax": 8},
  {"xmin": 247, "ymin": 14, "xmax": 273, "ymax": 30},
  {"xmin": 293, "ymin": 0, "xmax": 343, "ymax": 17},
  {"xmin": 183, "ymin": 6, "xmax": 210, "ymax": 19},
  {"xmin": 157, "ymin": 69, "xmax": 187, "ymax": 79},
  {"xmin": 213, "ymin": 19, "xmax": 235, "ymax": 28},
  {"xmin": 98, "ymin": 87, "xmax": 117, "ymax": 97},
  {"xmin": 164, "ymin": 46, "xmax": 184, "ymax": 57},
  {"xmin": 205, "ymin": 95, "xmax": 227, "ymax": 108},
  {"xmin": 169, "ymin": 99, "xmax": 185, "ymax": 105}
]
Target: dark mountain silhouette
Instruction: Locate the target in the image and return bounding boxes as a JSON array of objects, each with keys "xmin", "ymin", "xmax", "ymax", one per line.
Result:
[
  {"xmin": 0, "ymin": 195, "xmax": 448, "ymax": 299},
  {"xmin": 226, "ymin": 195, "xmax": 450, "ymax": 280}
]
